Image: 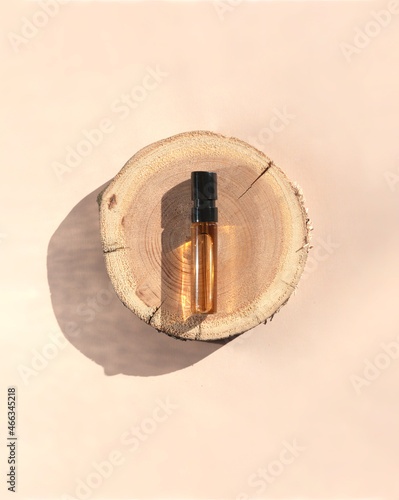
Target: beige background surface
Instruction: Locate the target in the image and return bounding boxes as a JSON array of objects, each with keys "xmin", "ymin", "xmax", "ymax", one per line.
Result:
[{"xmin": 1, "ymin": 1, "xmax": 399, "ymax": 499}]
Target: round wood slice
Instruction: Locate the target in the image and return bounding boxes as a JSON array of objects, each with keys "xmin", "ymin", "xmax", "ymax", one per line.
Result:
[{"xmin": 99, "ymin": 131, "xmax": 311, "ymax": 341}]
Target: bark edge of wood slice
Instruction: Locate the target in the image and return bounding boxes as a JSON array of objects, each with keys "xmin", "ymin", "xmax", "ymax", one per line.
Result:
[{"xmin": 99, "ymin": 131, "xmax": 312, "ymax": 341}]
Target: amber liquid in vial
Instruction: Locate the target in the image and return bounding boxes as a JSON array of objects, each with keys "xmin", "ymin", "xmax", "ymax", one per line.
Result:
[{"xmin": 191, "ymin": 221, "xmax": 217, "ymax": 314}]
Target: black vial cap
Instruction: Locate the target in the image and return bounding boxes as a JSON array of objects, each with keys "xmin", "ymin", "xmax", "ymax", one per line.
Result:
[{"xmin": 191, "ymin": 171, "xmax": 218, "ymax": 223}]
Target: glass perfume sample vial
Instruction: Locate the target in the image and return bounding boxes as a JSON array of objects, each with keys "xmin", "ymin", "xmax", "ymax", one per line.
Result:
[{"xmin": 191, "ymin": 171, "xmax": 218, "ymax": 314}]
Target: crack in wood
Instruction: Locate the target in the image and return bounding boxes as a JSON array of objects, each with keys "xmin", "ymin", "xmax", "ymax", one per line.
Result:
[
  {"xmin": 263, "ymin": 297, "xmax": 290, "ymax": 324},
  {"xmin": 296, "ymin": 242, "xmax": 310, "ymax": 252},
  {"xmin": 281, "ymin": 279, "xmax": 296, "ymax": 290},
  {"xmin": 104, "ymin": 246, "xmax": 125, "ymax": 254},
  {"xmin": 148, "ymin": 300, "xmax": 165, "ymax": 325},
  {"xmin": 108, "ymin": 194, "xmax": 117, "ymax": 209},
  {"xmin": 238, "ymin": 161, "xmax": 274, "ymax": 200},
  {"xmin": 195, "ymin": 323, "xmax": 202, "ymax": 341}
]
